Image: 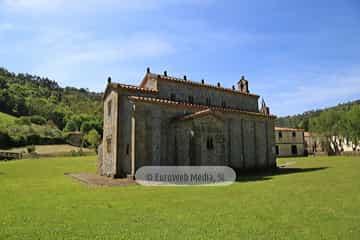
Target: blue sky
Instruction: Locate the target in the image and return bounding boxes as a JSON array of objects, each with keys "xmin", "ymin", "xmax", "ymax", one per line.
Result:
[{"xmin": 0, "ymin": 0, "xmax": 359, "ymax": 116}]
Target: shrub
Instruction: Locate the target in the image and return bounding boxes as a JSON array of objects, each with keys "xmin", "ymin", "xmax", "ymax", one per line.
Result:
[
  {"xmin": 11, "ymin": 135, "xmax": 27, "ymax": 147},
  {"xmin": 29, "ymin": 115, "xmax": 47, "ymax": 125},
  {"xmin": 27, "ymin": 145, "xmax": 36, "ymax": 153},
  {"xmin": 0, "ymin": 130, "xmax": 12, "ymax": 149},
  {"xmin": 84, "ymin": 129, "xmax": 100, "ymax": 149},
  {"xmin": 16, "ymin": 117, "xmax": 31, "ymax": 125},
  {"xmin": 27, "ymin": 134, "xmax": 41, "ymax": 145},
  {"xmin": 64, "ymin": 120, "xmax": 78, "ymax": 132},
  {"xmin": 80, "ymin": 120, "xmax": 102, "ymax": 134},
  {"xmin": 80, "ymin": 121, "xmax": 92, "ymax": 133}
]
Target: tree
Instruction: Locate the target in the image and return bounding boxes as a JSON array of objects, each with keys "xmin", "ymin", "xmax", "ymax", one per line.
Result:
[
  {"xmin": 345, "ymin": 105, "xmax": 360, "ymax": 150},
  {"xmin": 64, "ymin": 120, "xmax": 78, "ymax": 132},
  {"xmin": 29, "ymin": 115, "xmax": 47, "ymax": 125},
  {"xmin": 0, "ymin": 77, "xmax": 7, "ymax": 88},
  {"xmin": 80, "ymin": 121, "xmax": 92, "ymax": 133},
  {"xmin": 48, "ymin": 110, "xmax": 66, "ymax": 130},
  {"xmin": 80, "ymin": 120, "xmax": 102, "ymax": 134},
  {"xmin": 85, "ymin": 129, "xmax": 100, "ymax": 149},
  {"xmin": 0, "ymin": 91, "xmax": 14, "ymax": 114},
  {"xmin": 309, "ymin": 109, "xmax": 342, "ymax": 154},
  {"xmin": 13, "ymin": 96, "xmax": 28, "ymax": 116}
]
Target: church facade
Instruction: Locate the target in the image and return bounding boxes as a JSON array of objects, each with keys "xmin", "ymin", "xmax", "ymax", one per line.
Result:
[{"xmin": 99, "ymin": 69, "xmax": 276, "ymax": 178}]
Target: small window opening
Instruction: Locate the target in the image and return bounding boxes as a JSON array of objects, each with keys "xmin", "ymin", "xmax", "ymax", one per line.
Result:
[
  {"xmin": 278, "ymin": 131, "xmax": 282, "ymax": 138},
  {"xmin": 126, "ymin": 144, "xmax": 130, "ymax": 155},
  {"xmin": 291, "ymin": 145, "xmax": 298, "ymax": 155},
  {"xmin": 275, "ymin": 145, "xmax": 279, "ymax": 155},
  {"xmin": 206, "ymin": 97, "xmax": 211, "ymax": 106},
  {"xmin": 292, "ymin": 131, "xmax": 296, "ymax": 137},
  {"xmin": 107, "ymin": 100, "xmax": 112, "ymax": 117},
  {"xmin": 106, "ymin": 138, "xmax": 112, "ymax": 153},
  {"xmin": 206, "ymin": 137, "xmax": 214, "ymax": 150},
  {"xmin": 188, "ymin": 96, "xmax": 194, "ymax": 104}
]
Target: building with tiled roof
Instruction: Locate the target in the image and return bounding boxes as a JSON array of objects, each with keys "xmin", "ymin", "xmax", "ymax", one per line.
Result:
[{"xmin": 99, "ymin": 68, "xmax": 277, "ymax": 178}]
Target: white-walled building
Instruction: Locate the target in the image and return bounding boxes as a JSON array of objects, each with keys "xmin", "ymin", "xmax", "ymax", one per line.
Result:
[{"xmin": 275, "ymin": 127, "xmax": 305, "ymax": 157}]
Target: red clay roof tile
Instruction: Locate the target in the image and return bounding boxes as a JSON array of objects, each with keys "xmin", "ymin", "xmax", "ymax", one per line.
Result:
[{"xmin": 128, "ymin": 96, "xmax": 276, "ymax": 119}]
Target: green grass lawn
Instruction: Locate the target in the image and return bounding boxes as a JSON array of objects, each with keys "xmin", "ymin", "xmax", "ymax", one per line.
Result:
[
  {"xmin": 1, "ymin": 156, "xmax": 359, "ymax": 239},
  {"xmin": 0, "ymin": 112, "xmax": 16, "ymax": 128}
]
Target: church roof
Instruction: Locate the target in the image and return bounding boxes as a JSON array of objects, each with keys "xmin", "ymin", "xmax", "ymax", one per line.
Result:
[
  {"xmin": 176, "ymin": 109, "xmax": 223, "ymax": 121},
  {"xmin": 109, "ymin": 83, "xmax": 158, "ymax": 93},
  {"xmin": 128, "ymin": 96, "xmax": 276, "ymax": 119},
  {"xmin": 140, "ymin": 72, "xmax": 259, "ymax": 98},
  {"xmin": 103, "ymin": 82, "xmax": 158, "ymax": 99}
]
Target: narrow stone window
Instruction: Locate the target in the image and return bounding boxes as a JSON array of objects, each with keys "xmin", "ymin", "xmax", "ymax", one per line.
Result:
[
  {"xmin": 188, "ymin": 96, "xmax": 194, "ymax": 104},
  {"xmin": 221, "ymin": 100, "xmax": 226, "ymax": 107},
  {"xmin": 107, "ymin": 100, "xmax": 112, "ymax": 117},
  {"xmin": 170, "ymin": 93, "xmax": 176, "ymax": 101},
  {"xmin": 275, "ymin": 145, "xmax": 279, "ymax": 155},
  {"xmin": 126, "ymin": 144, "xmax": 130, "ymax": 155},
  {"xmin": 292, "ymin": 131, "xmax": 296, "ymax": 137},
  {"xmin": 106, "ymin": 138, "xmax": 112, "ymax": 153},
  {"xmin": 278, "ymin": 131, "xmax": 282, "ymax": 138},
  {"xmin": 206, "ymin": 137, "xmax": 214, "ymax": 150},
  {"xmin": 291, "ymin": 145, "xmax": 298, "ymax": 155}
]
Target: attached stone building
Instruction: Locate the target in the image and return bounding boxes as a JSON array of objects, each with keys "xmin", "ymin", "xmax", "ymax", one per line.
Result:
[
  {"xmin": 99, "ymin": 69, "xmax": 276, "ymax": 178},
  {"xmin": 275, "ymin": 127, "xmax": 305, "ymax": 157}
]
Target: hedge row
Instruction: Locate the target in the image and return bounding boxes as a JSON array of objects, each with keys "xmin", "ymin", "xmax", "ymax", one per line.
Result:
[{"xmin": 0, "ymin": 131, "xmax": 65, "ymax": 149}]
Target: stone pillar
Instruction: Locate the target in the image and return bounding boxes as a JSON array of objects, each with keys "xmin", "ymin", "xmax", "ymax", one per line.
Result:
[{"xmin": 130, "ymin": 105, "xmax": 136, "ymax": 179}]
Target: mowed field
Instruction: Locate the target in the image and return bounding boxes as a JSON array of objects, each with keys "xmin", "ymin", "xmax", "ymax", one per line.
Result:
[{"xmin": 0, "ymin": 156, "xmax": 360, "ymax": 239}]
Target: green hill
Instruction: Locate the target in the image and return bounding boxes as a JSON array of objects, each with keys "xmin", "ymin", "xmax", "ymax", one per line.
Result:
[
  {"xmin": 276, "ymin": 100, "xmax": 360, "ymax": 131},
  {"xmin": 0, "ymin": 112, "xmax": 63, "ymax": 149},
  {"xmin": 0, "ymin": 111, "xmax": 16, "ymax": 126},
  {"xmin": 0, "ymin": 67, "xmax": 103, "ymax": 149}
]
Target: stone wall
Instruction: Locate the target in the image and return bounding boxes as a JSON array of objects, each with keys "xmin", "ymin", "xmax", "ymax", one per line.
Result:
[
  {"xmin": 143, "ymin": 76, "xmax": 259, "ymax": 112},
  {"xmin": 101, "ymin": 91, "xmax": 118, "ymax": 177},
  {"xmin": 131, "ymin": 101, "xmax": 276, "ymax": 174},
  {"xmin": 101, "ymin": 77, "xmax": 276, "ymax": 177}
]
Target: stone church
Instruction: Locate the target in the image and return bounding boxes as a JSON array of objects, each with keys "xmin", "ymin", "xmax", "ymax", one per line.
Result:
[{"xmin": 99, "ymin": 68, "xmax": 276, "ymax": 178}]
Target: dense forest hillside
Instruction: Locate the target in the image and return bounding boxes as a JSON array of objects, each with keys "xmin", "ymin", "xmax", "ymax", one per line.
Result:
[
  {"xmin": 276, "ymin": 100, "xmax": 360, "ymax": 131},
  {"xmin": 0, "ymin": 67, "xmax": 103, "ymax": 149}
]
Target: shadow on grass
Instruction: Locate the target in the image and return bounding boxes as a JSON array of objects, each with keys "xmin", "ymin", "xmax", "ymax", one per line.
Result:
[{"xmin": 236, "ymin": 167, "xmax": 329, "ymax": 182}]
